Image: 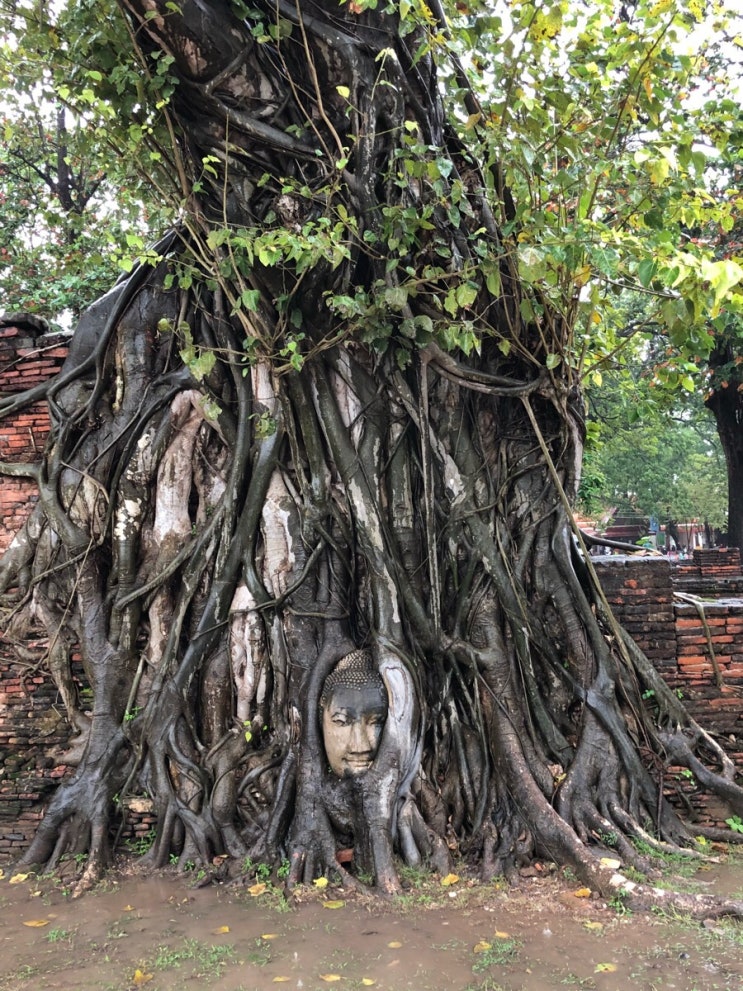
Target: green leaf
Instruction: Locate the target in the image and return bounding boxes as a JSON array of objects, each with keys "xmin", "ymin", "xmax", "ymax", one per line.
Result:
[
  {"xmin": 455, "ymin": 282, "xmax": 478, "ymax": 309},
  {"xmin": 241, "ymin": 289, "xmax": 261, "ymax": 311},
  {"xmin": 383, "ymin": 286, "xmax": 408, "ymax": 310},
  {"xmin": 638, "ymin": 259, "xmax": 656, "ymax": 288}
]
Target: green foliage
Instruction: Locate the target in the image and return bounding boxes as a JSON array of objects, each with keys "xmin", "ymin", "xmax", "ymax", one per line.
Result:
[
  {"xmin": 241, "ymin": 855, "xmax": 272, "ymax": 881},
  {"xmin": 3, "ymin": 0, "xmax": 742, "ymax": 379},
  {"xmin": 472, "ymin": 936, "xmax": 521, "ymax": 973},
  {"xmin": 583, "ymin": 409, "xmax": 727, "ymax": 529},
  {"xmin": 438, "ymin": 0, "xmax": 743, "ymax": 417},
  {"xmin": 0, "ymin": 0, "xmax": 174, "ymax": 323},
  {"xmin": 153, "ymin": 938, "xmax": 236, "ymax": 976},
  {"xmin": 126, "ymin": 827, "xmax": 156, "ymax": 856},
  {"xmin": 578, "ymin": 305, "xmax": 728, "ymax": 529},
  {"xmin": 726, "ymin": 815, "xmax": 743, "ymax": 835},
  {"xmin": 607, "ymin": 887, "xmax": 632, "ymax": 915}
]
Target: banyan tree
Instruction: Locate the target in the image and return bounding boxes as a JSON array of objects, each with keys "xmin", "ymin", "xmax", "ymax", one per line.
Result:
[{"xmin": 2, "ymin": 0, "xmax": 743, "ymax": 911}]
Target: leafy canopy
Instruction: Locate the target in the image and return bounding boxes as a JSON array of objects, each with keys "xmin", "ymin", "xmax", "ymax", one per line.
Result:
[
  {"xmin": 0, "ymin": 0, "xmax": 175, "ymax": 322},
  {"xmin": 0, "ymin": 0, "xmax": 741, "ymax": 363}
]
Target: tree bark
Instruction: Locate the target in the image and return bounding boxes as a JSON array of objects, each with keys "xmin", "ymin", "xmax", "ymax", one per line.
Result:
[{"xmin": 706, "ymin": 382, "xmax": 743, "ymax": 549}]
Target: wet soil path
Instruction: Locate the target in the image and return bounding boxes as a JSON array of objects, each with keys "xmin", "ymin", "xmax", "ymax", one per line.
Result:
[{"xmin": 1, "ymin": 858, "xmax": 743, "ymax": 991}]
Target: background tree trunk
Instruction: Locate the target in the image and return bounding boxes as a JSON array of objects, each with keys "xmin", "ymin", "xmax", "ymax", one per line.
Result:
[{"xmin": 706, "ymin": 382, "xmax": 743, "ymax": 549}]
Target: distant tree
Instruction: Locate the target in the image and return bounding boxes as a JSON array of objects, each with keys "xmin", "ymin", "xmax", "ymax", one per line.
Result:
[
  {"xmin": 0, "ymin": 6, "xmax": 169, "ymax": 321},
  {"xmin": 702, "ymin": 124, "xmax": 743, "ymax": 547},
  {"xmin": 581, "ymin": 353, "xmax": 728, "ymax": 535}
]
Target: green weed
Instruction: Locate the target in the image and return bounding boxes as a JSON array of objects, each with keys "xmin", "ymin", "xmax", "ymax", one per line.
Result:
[
  {"xmin": 245, "ymin": 937, "xmax": 273, "ymax": 966},
  {"xmin": 464, "ymin": 979, "xmax": 510, "ymax": 991},
  {"xmin": 153, "ymin": 938, "xmax": 236, "ymax": 977},
  {"xmin": 241, "ymin": 855, "xmax": 272, "ymax": 881},
  {"xmin": 398, "ymin": 863, "xmax": 434, "ymax": 886},
  {"xmin": 607, "ymin": 888, "xmax": 632, "ymax": 915},
  {"xmin": 472, "ymin": 937, "xmax": 521, "ymax": 973},
  {"xmin": 126, "ymin": 827, "xmax": 156, "ymax": 856}
]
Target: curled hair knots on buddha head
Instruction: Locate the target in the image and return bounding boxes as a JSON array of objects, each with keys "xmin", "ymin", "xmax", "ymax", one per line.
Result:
[{"xmin": 319, "ymin": 648, "xmax": 388, "ymax": 710}]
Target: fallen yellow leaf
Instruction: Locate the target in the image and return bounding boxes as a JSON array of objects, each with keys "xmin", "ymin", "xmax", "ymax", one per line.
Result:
[
  {"xmin": 494, "ymin": 931, "xmax": 511, "ymax": 939},
  {"xmin": 9, "ymin": 873, "xmax": 30, "ymax": 885},
  {"xmin": 322, "ymin": 900, "xmax": 345, "ymax": 909},
  {"xmin": 595, "ymin": 963, "xmax": 617, "ymax": 973},
  {"xmin": 212, "ymin": 925, "xmax": 230, "ymax": 934},
  {"xmin": 473, "ymin": 941, "xmax": 492, "ymax": 953},
  {"xmin": 583, "ymin": 921, "xmax": 604, "ymax": 931},
  {"xmin": 261, "ymin": 933, "xmax": 279, "ymax": 940},
  {"xmin": 0, "ymin": 870, "xmax": 4, "ymax": 880},
  {"xmin": 320, "ymin": 975, "xmax": 342, "ymax": 982},
  {"xmin": 248, "ymin": 882, "xmax": 267, "ymax": 896},
  {"xmin": 313, "ymin": 877, "xmax": 329, "ymax": 889},
  {"xmin": 388, "ymin": 940, "xmax": 402, "ymax": 948},
  {"xmin": 361, "ymin": 980, "xmax": 376, "ymax": 987},
  {"xmin": 573, "ymin": 887, "xmax": 592, "ymax": 898},
  {"xmin": 22, "ymin": 919, "xmax": 49, "ymax": 928},
  {"xmin": 123, "ymin": 905, "xmax": 134, "ymax": 912},
  {"xmin": 133, "ymin": 969, "xmax": 154, "ymax": 986},
  {"xmin": 272, "ymin": 978, "xmax": 290, "ymax": 983},
  {"xmin": 600, "ymin": 857, "xmax": 621, "ymax": 870},
  {"xmin": 441, "ymin": 873, "xmax": 459, "ymax": 886}
]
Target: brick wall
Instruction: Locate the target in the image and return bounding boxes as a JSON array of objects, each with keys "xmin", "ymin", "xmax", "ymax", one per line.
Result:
[
  {"xmin": 0, "ymin": 650, "xmax": 154, "ymax": 859},
  {"xmin": 595, "ymin": 553, "xmax": 743, "ymax": 825},
  {"xmin": 673, "ymin": 548, "xmax": 743, "ymax": 598},
  {"xmin": 1, "ymin": 319, "xmax": 72, "ymax": 857},
  {"xmin": 592, "ymin": 556, "xmax": 677, "ymax": 678},
  {"xmin": 0, "ymin": 655, "xmax": 76, "ymax": 858},
  {"xmin": 0, "ymin": 318, "xmax": 152, "ymax": 861},
  {"xmin": 0, "ymin": 318, "xmax": 69, "ymax": 552}
]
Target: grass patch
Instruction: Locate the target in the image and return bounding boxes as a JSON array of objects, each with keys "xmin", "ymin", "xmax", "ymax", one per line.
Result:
[
  {"xmin": 472, "ymin": 936, "xmax": 521, "ymax": 974},
  {"xmin": 464, "ymin": 979, "xmax": 510, "ymax": 991},
  {"xmin": 245, "ymin": 937, "xmax": 273, "ymax": 966},
  {"xmin": 152, "ymin": 938, "xmax": 236, "ymax": 978}
]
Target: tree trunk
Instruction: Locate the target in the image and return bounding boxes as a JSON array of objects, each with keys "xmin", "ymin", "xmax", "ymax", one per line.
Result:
[
  {"xmin": 2, "ymin": 0, "xmax": 743, "ymax": 915},
  {"xmin": 706, "ymin": 382, "xmax": 743, "ymax": 549}
]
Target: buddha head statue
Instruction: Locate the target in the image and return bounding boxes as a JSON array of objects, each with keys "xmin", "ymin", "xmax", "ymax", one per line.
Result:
[{"xmin": 319, "ymin": 649, "xmax": 388, "ymax": 778}]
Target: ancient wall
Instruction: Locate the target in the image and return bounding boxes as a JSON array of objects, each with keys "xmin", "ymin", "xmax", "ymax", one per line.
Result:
[
  {"xmin": 0, "ymin": 319, "xmax": 69, "ymax": 552},
  {"xmin": 0, "ymin": 319, "xmax": 156, "ymax": 860},
  {"xmin": 592, "ymin": 555, "xmax": 677, "ymax": 679},
  {"xmin": 595, "ymin": 553, "xmax": 743, "ymax": 825},
  {"xmin": 1, "ymin": 319, "xmax": 72, "ymax": 856},
  {"xmin": 0, "ymin": 658, "xmax": 78, "ymax": 859}
]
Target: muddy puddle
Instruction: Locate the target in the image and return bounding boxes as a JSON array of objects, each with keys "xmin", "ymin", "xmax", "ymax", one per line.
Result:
[{"xmin": 1, "ymin": 857, "xmax": 743, "ymax": 991}]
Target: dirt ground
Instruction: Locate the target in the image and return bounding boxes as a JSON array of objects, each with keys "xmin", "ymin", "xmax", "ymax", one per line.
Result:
[{"xmin": 1, "ymin": 853, "xmax": 743, "ymax": 991}]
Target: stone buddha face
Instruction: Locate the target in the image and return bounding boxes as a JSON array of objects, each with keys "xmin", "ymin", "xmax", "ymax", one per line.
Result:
[{"xmin": 320, "ymin": 650, "xmax": 388, "ymax": 778}]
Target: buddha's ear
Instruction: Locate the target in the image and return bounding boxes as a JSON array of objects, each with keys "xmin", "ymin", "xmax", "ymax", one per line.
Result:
[{"xmin": 376, "ymin": 650, "xmax": 422, "ymax": 785}]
